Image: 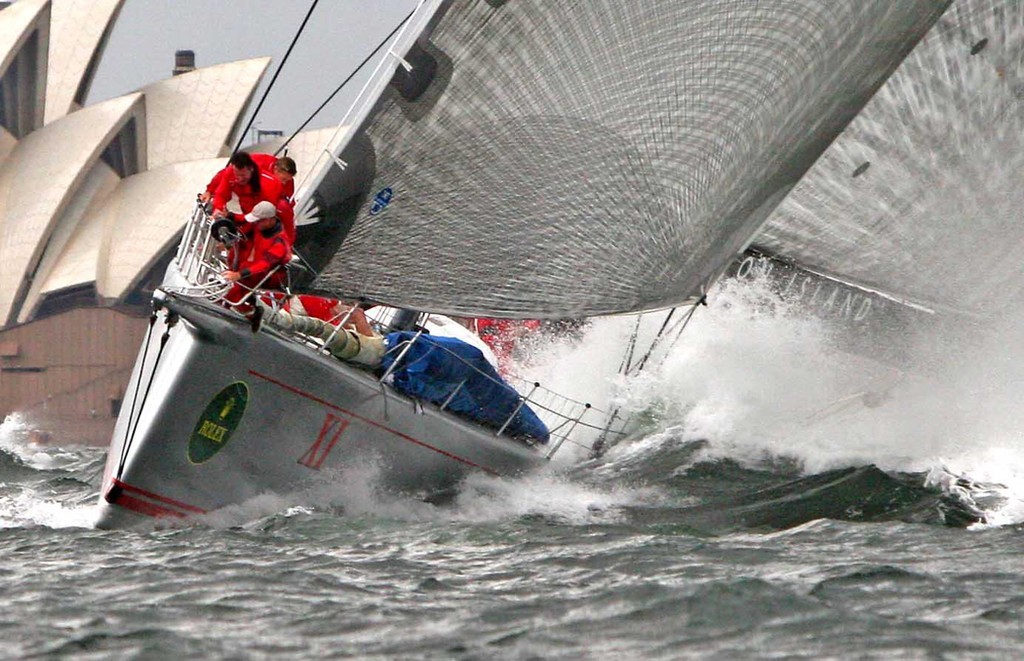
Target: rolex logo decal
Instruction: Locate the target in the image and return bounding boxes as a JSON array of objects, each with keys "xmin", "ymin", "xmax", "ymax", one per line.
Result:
[{"xmin": 188, "ymin": 382, "xmax": 249, "ymax": 464}]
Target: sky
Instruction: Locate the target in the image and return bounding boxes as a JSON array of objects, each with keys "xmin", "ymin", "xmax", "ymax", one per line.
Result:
[{"xmin": 88, "ymin": 0, "xmax": 420, "ymax": 144}]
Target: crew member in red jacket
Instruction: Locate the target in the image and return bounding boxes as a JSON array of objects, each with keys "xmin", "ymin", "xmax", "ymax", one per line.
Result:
[
  {"xmin": 475, "ymin": 317, "xmax": 542, "ymax": 375},
  {"xmin": 221, "ymin": 201, "xmax": 292, "ymax": 316},
  {"xmin": 255, "ymin": 154, "xmax": 297, "ymax": 243},
  {"xmin": 202, "ymin": 153, "xmax": 296, "ymax": 242},
  {"xmin": 205, "ymin": 152, "xmax": 282, "ymax": 230},
  {"xmin": 253, "ymin": 154, "xmax": 297, "ymax": 203}
]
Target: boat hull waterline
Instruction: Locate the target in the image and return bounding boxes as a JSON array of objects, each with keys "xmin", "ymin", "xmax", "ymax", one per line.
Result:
[{"xmin": 95, "ymin": 294, "xmax": 544, "ymax": 529}]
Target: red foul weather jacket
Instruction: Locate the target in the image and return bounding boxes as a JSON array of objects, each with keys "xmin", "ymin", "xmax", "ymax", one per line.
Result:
[
  {"xmin": 250, "ymin": 153, "xmax": 295, "ymax": 203},
  {"xmin": 212, "ymin": 167, "xmax": 282, "ymax": 216},
  {"xmin": 251, "ymin": 153, "xmax": 296, "ymax": 242},
  {"xmin": 236, "ymin": 219, "xmax": 292, "ymax": 286},
  {"xmin": 208, "ymin": 158, "xmax": 294, "ymax": 242},
  {"xmin": 207, "ymin": 155, "xmax": 294, "ymax": 204}
]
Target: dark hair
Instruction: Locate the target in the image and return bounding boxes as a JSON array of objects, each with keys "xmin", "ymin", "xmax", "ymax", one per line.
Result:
[
  {"xmin": 229, "ymin": 151, "xmax": 260, "ymax": 194},
  {"xmin": 275, "ymin": 156, "xmax": 297, "ymax": 175}
]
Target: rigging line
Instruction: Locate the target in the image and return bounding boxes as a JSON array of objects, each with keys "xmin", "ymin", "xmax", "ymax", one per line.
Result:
[
  {"xmin": 659, "ymin": 301, "xmax": 701, "ymax": 344},
  {"xmin": 116, "ymin": 313, "xmax": 157, "ymax": 479},
  {"xmin": 275, "ymin": 6, "xmax": 418, "ymax": 156},
  {"xmin": 117, "ymin": 314, "xmax": 178, "ymax": 479},
  {"xmin": 619, "ymin": 315, "xmax": 644, "ymax": 375},
  {"xmin": 232, "ymin": 0, "xmax": 321, "ymax": 156},
  {"xmin": 588, "ymin": 407, "xmax": 625, "ymax": 458},
  {"xmin": 667, "ymin": 295, "xmax": 706, "ymax": 347},
  {"xmin": 633, "ymin": 295, "xmax": 707, "ymax": 375},
  {"xmin": 597, "ymin": 295, "xmax": 706, "ymax": 457},
  {"xmin": 629, "ymin": 307, "xmax": 678, "ymax": 376}
]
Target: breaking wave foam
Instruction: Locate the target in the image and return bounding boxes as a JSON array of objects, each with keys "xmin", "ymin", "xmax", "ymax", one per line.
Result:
[
  {"xmin": 522, "ymin": 274, "xmax": 1024, "ymax": 524},
  {"xmin": 0, "ymin": 489, "xmax": 96, "ymax": 529},
  {"xmin": 0, "ymin": 414, "xmax": 100, "ymax": 529},
  {"xmin": 195, "ymin": 459, "xmax": 651, "ymax": 530}
]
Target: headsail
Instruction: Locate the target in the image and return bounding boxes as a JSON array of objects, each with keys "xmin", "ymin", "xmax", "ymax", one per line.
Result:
[
  {"xmin": 754, "ymin": 1, "xmax": 1024, "ymax": 319},
  {"xmin": 311, "ymin": 0, "xmax": 949, "ymax": 318}
]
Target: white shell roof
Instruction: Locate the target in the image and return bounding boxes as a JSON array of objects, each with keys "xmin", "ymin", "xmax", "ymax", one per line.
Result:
[
  {"xmin": 18, "ymin": 161, "xmax": 120, "ymax": 321},
  {"xmin": 141, "ymin": 57, "xmax": 270, "ymax": 169},
  {"xmin": 94, "ymin": 158, "xmax": 224, "ymax": 300},
  {"xmin": 0, "ymin": 91, "xmax": 142, "ymax": 324},
  {"xmin": 0, "ymin": 0, "xmax": 49, "ymax": 142},
  {"xmin": 45, "ymin": 0, "xmax": 125, "ymax": 125},
  {"xmin": 0, "ymin": 126, "xmax": 17, "ymax": 164},
  {"xmin": 0, "ymin": 6, "xmax": 283, "ymax": 327},
  {"xmin": 0, "ymin": 0, "xmax": 48, "ymax": 76}
]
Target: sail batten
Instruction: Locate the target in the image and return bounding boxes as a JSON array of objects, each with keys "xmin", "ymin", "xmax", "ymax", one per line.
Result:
[{"xmin": 312, "ymin": 0, "xmax": 949, "ymax": 318}]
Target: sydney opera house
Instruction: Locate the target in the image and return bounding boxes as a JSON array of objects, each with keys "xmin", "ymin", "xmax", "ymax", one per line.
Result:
[{"xmin": 0, "ymin": 0, "xmax": 327, "ymax": 444}]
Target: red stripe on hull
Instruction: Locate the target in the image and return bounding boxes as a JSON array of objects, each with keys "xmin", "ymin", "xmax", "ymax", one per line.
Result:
[
  {"xmin": 249, "ymin": 369, "xmax": 502, "ymax": 476},
  {"xmin": 112, "ymin": 478, "xmax": 207, "ymax": 514},
  {"xmin": 112, "ymin": 493, "xmax": 187, "ymax": 519},
  {"xmin": 104, "ymin": 478, "xmax": 207, "ymax": 520}
]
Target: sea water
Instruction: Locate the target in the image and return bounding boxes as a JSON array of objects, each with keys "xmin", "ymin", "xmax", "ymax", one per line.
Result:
[{"xmin": 1, "ymin": 276, "xmax": 1022, "ymax": 659}]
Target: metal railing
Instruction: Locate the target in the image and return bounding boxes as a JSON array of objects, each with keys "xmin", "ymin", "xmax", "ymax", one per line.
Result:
[
  {"xmin": 169, "ymin": 202, "xmax": 233, "ymax": 300},
  {"xmin": 169, "ymin": 200, "xmax": 629, "ymax": 459},
  {"xmin": 168, "ymin": 201, "xmax": 290, "ymax": 309},
  {"xmin": 378, "ymin": 333, "xmax": 629, "ymax": 458}
]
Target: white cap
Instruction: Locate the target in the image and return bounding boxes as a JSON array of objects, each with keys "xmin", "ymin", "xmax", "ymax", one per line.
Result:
[{"xmin": 244, "ymin": 200, "xmax": 277, "ymax": 223}]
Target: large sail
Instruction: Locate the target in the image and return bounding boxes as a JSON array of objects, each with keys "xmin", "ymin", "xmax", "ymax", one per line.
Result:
[
  {"xmin": 313, "ymin": 0, "xmax": 948, "ymax": 318},
  {"xmin": 754, "ymin": 1, "xmax": 1024, "ymax": 319}
]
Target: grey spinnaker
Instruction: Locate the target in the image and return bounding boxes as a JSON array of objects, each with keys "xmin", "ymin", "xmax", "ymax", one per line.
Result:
[
  {"xmin": 755, "ymin": 1, "xmax": 1024, "ymax": 318},
  {"xmin": 312, "ymin": 0, "xmax": 950, "ymax": 319}
]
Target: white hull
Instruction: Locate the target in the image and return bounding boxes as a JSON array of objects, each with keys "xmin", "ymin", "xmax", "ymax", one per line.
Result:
[{"xmin": 95, "ymin": 294, "xmax": 545, "ymax": 528}]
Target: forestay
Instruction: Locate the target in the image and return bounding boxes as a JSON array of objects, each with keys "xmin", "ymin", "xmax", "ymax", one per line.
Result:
[
  {"xmin": 315, "ymin": 0, "xmax": 949, "ymax": 319},
  {"xmin": 755, "ymin": 1, "xmax": 1024, "ymax": 319}
]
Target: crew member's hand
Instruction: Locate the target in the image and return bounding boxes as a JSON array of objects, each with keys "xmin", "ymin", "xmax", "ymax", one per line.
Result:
[
  {"xmin": 198, "ymin": 192, "xmax": 211, "ymax": 203},
  {"xmin": 222, "ymin": 270, "xmax": 241, "ymax": 282}
]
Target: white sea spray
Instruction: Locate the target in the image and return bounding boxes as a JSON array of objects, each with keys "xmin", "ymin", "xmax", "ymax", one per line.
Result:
[{"xmin": 596, "ymin": 275, "xmax": 1024, "ymax": 522}]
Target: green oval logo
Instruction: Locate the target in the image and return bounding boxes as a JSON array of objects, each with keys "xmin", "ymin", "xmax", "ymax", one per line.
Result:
[{"xmin": 187, "ymin": 382, "xmax": 249, "ymax": 464}]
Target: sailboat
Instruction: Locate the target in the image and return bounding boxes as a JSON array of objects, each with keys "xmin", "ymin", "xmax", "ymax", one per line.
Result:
[{"xmin": 95, "ymin": 0, "xmax": 950, "ymax": 528}]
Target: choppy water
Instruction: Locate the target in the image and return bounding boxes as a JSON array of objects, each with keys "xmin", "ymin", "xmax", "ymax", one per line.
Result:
[{"xmin": 3, "ymin": 276, "xmax": 1024, "ymax": 659}]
